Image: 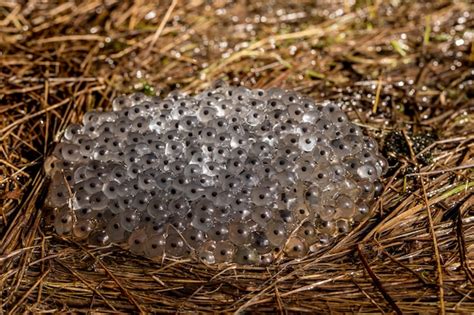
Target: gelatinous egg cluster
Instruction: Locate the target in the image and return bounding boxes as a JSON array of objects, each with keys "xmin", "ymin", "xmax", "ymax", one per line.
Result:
[{"xmin": 44, "ymin": 82, "xmax": 386, "ymax": 265}]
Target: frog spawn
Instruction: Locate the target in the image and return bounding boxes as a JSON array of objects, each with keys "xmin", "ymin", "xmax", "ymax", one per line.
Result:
[{"xmin": 44, "ymin": 83, "xmax": 387, "ymax": 265}]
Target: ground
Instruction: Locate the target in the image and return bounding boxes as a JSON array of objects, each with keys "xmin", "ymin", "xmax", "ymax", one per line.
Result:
[{"xmin": 0, "ymin": 0, "xmax": 473, "ymax": 313}]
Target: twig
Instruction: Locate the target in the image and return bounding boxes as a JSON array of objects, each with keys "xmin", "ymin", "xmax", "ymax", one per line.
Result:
[
  {"xmin": 357, "ymin": 244, "xmax": 402, "ymax": 315},
  {"xmin": 420, "ymin": 177, "xmax": 445, "ymax": 315},
  {"xmin": 146, "ymin": 0, "xmax": 178, "ymax": 56}
]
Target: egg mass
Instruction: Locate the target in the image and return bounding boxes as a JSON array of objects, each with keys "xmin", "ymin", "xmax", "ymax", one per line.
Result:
[{"xmin": 44, "ymin": 82, "xmax": 387, "ymax": 265}]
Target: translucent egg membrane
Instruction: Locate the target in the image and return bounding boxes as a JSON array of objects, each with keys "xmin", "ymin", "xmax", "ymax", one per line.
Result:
[{"xmin": 44, "ymin": 82, "xmax": 387, "ymax": 265}]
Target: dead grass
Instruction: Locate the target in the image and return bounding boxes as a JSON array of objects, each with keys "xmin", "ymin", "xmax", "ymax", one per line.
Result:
[{"xmin": 1, "ymin": 0, "xmax": 473, "ymax": 313}]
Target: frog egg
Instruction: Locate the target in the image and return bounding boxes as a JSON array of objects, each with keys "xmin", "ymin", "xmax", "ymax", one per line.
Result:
[
  {"xmin": 298, "ymin": 133, "xmax": 318, "ymax": 151},
  {"xmin": 291, "ymin": 202, "xmax": 311, "ymax": 221},
  {"xmin": 297, "ymin": 222, "xmax": 318, "ymax": 244},
  {"xmin": 327, "ymin": 110, "xmax": 348, "ymax": 126},
  {"xmin": 251, "ymin": 231, "xmax": 273, "ymax": 254},
  {"xmin": 113, "ymin": 120, "xmax": 131, "ymax": 138},
  {"xmin": 184, "ymin": 183, "xmax": 204, "ymax": 201},
  {"xmin": 358, "ymin": 180, "xmax": 375, "ymax": 199},
  {"xmin": 250, "ymin": 187, "xmax": 274, "ymax": 206},
  {"xmin": 273, "ymin": 156, "xmax": 291, "ymax": 173},
  {"xmin": 177, "ymin": 115, "xmax": 195, "ymax": 131},
  {"xmin": 267, "ymin": 107, "xmax": 286, "ymax": 123},
  {"xmin": 301, "ymin": 109, "xmax": 321, "ymax": 124},
  {"xmin": 112, "ymin": 96, "xmax": 132, "ymax": 111},
  {"xmin": 341, "ymin": 124, "xmax": 363, "ymax": 138},
  {"xmin": 373, "ymin": 180, "xmax": 384, "ymax": 197},
  {"xmin": 227, "ymin": 157, "xmax": 245, "ymax": 175},
  {"xmin": 54, "ymin": 208, "xmax": 73, "ymax": 235},
  {"xmin": 168, "ymin": 197, "xmax": 190, "ymax": 215},
  {"xmin": 183, "ymin": 164, "xmax": 201, "ymax": 178},
  {"xmin": 312, "ymin": 166, "xmax": 332, "ymax": 187},
  {"xmin": 258, "ymin": 253, "xmax": 274, "ymax": 266},
  {"xmin": 223, "ymin": 176, "xmax": 243, "ymax": 193},
  {"xmin": 196, "ymin": 106, "xmax": 217, "ymax": 123},
  {"xmin": 252, "ymin": 141, "xmax": 273, "ymax": 159},
  {"xmin": 129, "ymin": 92, "xmax": 148, "ymax": 105},
  {"xmin": 102, "ymin": 181, "xmax": 120, "ymax": 199},
  {"xmin": 139, "ymin": 154, "xmax": 159, "ymax": 171},
  {"xmin": 191, "ymin": 211, "xmax": 213, "ymax": 232},
  {"xmin": 263, "ymin": 86, "xmax": 284, "ymax": 99},
  {"xmin": 213, "ymin": 100, "xmax": 232, "ymax": 117},
  {"xmin": 95, "ymin": 131, "xmax": 114, "ymax": 148},
  {"xmin": 331, "ymin": 138, "xmax": 352, "ymax": 158},
  {"xmin": 239, "ymin": 170, "xmax": 258, "ymax": 188},
  {"xmin": 208, "ymin": 223, "xmax": 229, "ymax": 241},
  {"xmin": 88, "ymin": 229, "xmax": 110, "ymax": 246},
  {"xmin": 213, "ymin": 206, "xmax": 232, "ymax": 223},
  {"xmin": 149, "ymin": 116, "xmax": 166, "ymax": 133},
  {"xmin": 89, "ymin": 192, "xmax": 108, "ymax": 211},
  {"xmin": 235, "ymin": 247, "xmax": 258, "ymax": 265},
  {"xmin": 82, "ymin": 178, "xmax": 102, "ymax": 195},
  {"xmin": 119, "ymin": 209, "xmax": 140, "ymax": 232},
  {"xmin": 166, "ymin": 231, "xmax": 189, "ymax": 256},
  {"xmin": 72, "ymin": 190, "xmax": 90, "ymax": 210},
  {"xmin": 313, "ymin": 117, "xmax": 332, "ymax": 132},
  {"xmin": 126, "ymin": 132, "xmax": 144, "ymax": 146},
  {"xmin": 357, "ymin": 162, "xmax": 378, "ymax": 181},
  {"xmin": 317, "ymin": 218, "xmax": 336, "ymax": 235},
  {"xmin": 317, "ymin": 205, "xmax": 337, "ymax": 222},
  {"xmin": 127, "ymin": 229, "xmax": 147, "ymax": 255},
  {"xmin": 52, "ymin": 142, "xmax": 67, "ymax": 159},
  {"xmin": 96, "ymin": 120, "xmax": 115, "ymax": 134},
  {"xmin": 251, "ymin": 206, "xmax": 273, "ymax": 226},
  {"xmin": 44, "ymin": 156, "xmax": 60, "ymax": 177},
  {"xmin": 105, "ymin": 217, "xmax": 128, "ymax": 242},
  {"xmin": 196, "ymin": 175, "xmax": 215, "ymax": 188},
  {"xmin": 294, "ymin": 159, "xmax": 315, "ymax": 181},
  {"xmin": 144, "ymin": 234, "xmax": 166, "ymax": 258},
  {"xmin": 336, "ymin": 219, "xmax": 350, "ymax": 234},
  {"xmin": 265, "ymin": 220, "xmax": 288, "ymax": 246},
  {"xmin": 362, "ymin": 136, "xmax": 379, "ymax": 151},
  {"xmin": 48, "ymin": 184, "xmax": 70, "ymax": 207},
  {"xmin": 132, "ymin": 192, "xmax": 149, "ymax": 212},
  {"xmin": 198, "ymin": 245, "xmax": 216, "ymax": 264},
  {"xmin": 145, "ymin": 219, "xmax": 166, "ymax": 236},
  {"xmin": 64, "ymin": 124, "xmax": 83, "ymax": 141},
  {"xmin": 75, "ymin": 207, "xmax": 95, "ymax": 220},
  {"xmin": 61, "ymin": 143, "xmax": 81, "ymax": 162},
  {"xmin": 182, "ymin": 227, "xmax": 206, "ymax": 248},
  {"xmin": 376, "ymin": 155, "xmax": 388, "ymax": 174},
  {"xmin": 79, "ymin": 140, "xmax": 97, "ymax": 156},
  {"xmin": 284, "ymin": 237, "xmax": 308, "ymax": 258},
  {"xmin": 228, "ymin": 222, "xmax": 252, "ymax": 245},
  {"xmin": 304, "ymin": 186, "xmax": 322, "ymax": 208},
  {"xmin": 200, "ymin": 127, "xmax": 217, "ymax": 143},
  {"xmin": 72, "ymin": 219, "xmax": 94, "ymax": 240},
  {"xmin": 354, "ymin": 202, "xmax": 370, "ymax": 221},
  {"xmin": 105, "ymin": 138, "xmax": 121, "ymax": 153},
  {"xmin": 335, "ymin": 194, "xmax": 355, "ymax": 219},
  {"xmin": 213, "ymin": 240, "xmax": 235, "ymax": 263},
  {"xmin": 127, "ymin": 105, "xmax": 146, "ymax": 121},
  {"xmin": 146, "ymin": 196, "xmax": 166, "ymax": 218},
  {"xmin": 246, "ymin": 109, "xmax": 265, "ymax": 126},
  {"xmin": 165, "ymin": 141, "xmax": 184, "ymax": 158},
  {"xmin": 92, "ymin": 146, "xmax": 109, "ymax": 162}
]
